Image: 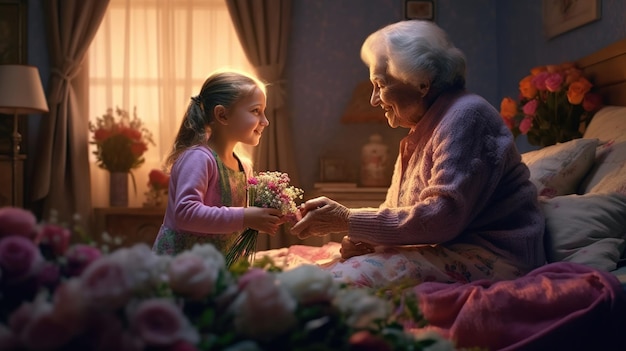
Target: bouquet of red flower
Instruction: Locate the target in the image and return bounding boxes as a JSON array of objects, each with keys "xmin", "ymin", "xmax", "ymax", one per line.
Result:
[
  {"xmin": 143, "ymin": 169, "xmax": 170, "ymax": 207},
  {"xmin": 89, "ymin": 106, "xmax": 155, "ymax": 173},
  {"xmin": 225, "ymin": 171, "xmax": 304, "ymax": 268},
  {"xmin": 500, "ymin": 62, "xmax": 603, "ymax": 147}
]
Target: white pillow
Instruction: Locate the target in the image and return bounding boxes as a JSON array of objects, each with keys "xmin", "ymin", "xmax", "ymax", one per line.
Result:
[
  {"xmin": 578, "ymin": 141, "xmax": 626, "ymax": 195},
  {"xmin": 522, "ymin": 138, "xmax": 599, "ymax": 198},
  {"xmin": 541, "ymin": 192, "xmax": 626, "ymax": 271},
  {"xmin": 582, "ymin": 105, "xmax": 626, "ymax": 143}
]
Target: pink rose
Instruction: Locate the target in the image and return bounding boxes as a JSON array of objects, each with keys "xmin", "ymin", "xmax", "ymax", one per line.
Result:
[
  {"xmin": 38, "ymin": 224, "xmax": 71, "ymax": 257},
  {"xmin": 168, "ymin": 252, "xmax": 219, "ymax": 300},
  {"xmin": 232, "ymin": 272, "xmax": 297, "ymax": 341},
  {"xmin": 36, "ymin": 261, "xmax": 61, "ymax": 290},
  {"xmin": 522, "ymin": 99, "xmax": 538, "ymax": 116},
  {"xmin": 0, "ymin": 236, "xmax": 43, "ymax": 283},
  {"xmin": 544, "ymin": 72, "xmax": 564, "ymax": 92},
  {"xmin": 51, "ymin": 279, "xmax": 88, "ymax": 333},
  {"xmin": 129, "ymin": 298, "xmax": 199, "ymax": 347},
  {"xmin": 518, "ymin": 117, "xmax": 533, "ymax": 135},
  {"xmin": 531, "ymin": 71, "xmax": 550, "ymax": 91},
  {"xmin": 65, "ymin": 244, "xmax": 102, "ymax": 277},
  {"xmin": 0, "ymin": 207, "xmax": 37, "ymax": 241},
  {"xmin": 9, "ymin": 295, "xmax": 74, "ymax": 350},
  {"xmin": 237, "ymin": 267, "xmax": 267, "ymax": 289},
  {"xmin": 0, "ymin": 325, "xmax": 20, "ymax": 351},
  {"xmin": 80, "ymin": 258, "xmax": 131, "ymax": 309}
]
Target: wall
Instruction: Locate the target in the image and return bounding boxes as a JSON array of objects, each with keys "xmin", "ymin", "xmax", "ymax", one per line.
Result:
[
  {"xmin": 23, "ymin": 0, "xmax": 626, "ymax": 207},
  {"xmin": 287, "ymin": 0, "xmax": 498, "ymax": 191}
]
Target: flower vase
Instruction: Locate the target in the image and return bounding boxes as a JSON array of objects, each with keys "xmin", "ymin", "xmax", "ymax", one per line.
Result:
[{"xmin": 109, "ymin": 172, "xmax": 129, "ymax": 207}]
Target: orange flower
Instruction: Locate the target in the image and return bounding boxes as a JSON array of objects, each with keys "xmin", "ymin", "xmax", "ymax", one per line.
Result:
[
  {"xmin": 519, "ymin": 76, "xmax": 537, "ymax": 99},
  {"xmin": 500, "ymin": 97, "xmax": 518, "ymax": 119},
  {"xmin": 567, "ymin": 77, "xmax": 593, "ymax": 105}
]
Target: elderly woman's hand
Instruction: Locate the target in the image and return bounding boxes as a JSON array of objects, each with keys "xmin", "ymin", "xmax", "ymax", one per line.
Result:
[
  {"xmin": 290, "ymin": 197, "xmax": 349, "ymax": 239},
  {"xmin": 340, "ymin": 236, "xmax": 375, "ymax": 260}
]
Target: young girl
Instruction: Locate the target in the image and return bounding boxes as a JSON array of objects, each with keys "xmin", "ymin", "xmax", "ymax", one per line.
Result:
[{"xmin": 152, "ymin": 70, "xmax": 283, "ymax": 255}]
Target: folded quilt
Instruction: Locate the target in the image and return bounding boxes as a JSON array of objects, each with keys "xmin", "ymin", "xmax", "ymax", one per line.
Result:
[{"xmin": 412, "ymin": 261, "xmax": 626, "ymax": 350}]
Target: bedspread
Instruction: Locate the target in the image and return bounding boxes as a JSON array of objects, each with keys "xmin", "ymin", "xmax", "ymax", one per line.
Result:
[{"xmin": 255, "ymin": 245, "xmax": 626, "ymax": 351}]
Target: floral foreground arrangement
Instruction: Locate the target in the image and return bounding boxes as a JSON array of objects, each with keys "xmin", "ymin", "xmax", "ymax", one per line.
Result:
[
  {"xmin": 0, "ymin": 206, "xmax": 462, "ymax": 351},
  {"xmin": 89, "ymin": 106, "xmax": 155, "ymax": 173},
  {"xmin": 225, "ymin": 171, "xmax": 305, "ymax": 268},
  {"xmin": 500, "ymin": 62, "xmax": 603, "ymax": 147}
]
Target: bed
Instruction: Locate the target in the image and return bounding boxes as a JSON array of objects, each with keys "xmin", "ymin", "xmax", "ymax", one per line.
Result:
[{"xmin": 256, "ymin": 38, "xmax": 626, "ymax": 350}]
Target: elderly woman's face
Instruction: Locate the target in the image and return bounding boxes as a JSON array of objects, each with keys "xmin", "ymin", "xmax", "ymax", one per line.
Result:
[{"xmin": 369, "ymin": 66, "xmax": 428, "ymax": 129}]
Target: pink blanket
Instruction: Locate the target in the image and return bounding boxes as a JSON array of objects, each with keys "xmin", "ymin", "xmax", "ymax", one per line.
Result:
[
  {"xmin": 412, "ymin": 262, "xmax": 626, "ymax": 350},
  {"xmin": 256, "ymin": 245, "xmax": 626, "ymax": 350}
]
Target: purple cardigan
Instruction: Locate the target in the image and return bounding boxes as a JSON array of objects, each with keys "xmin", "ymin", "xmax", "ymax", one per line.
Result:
[
  {"xmin": 348, "ymin": 91, "xmax": 546, "ymax": 270},
  {"xmin": 161, "ymin": 145, "xmax": 252, "ymax": 236}
]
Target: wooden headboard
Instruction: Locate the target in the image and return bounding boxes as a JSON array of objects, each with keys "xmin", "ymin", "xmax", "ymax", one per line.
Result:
[{"xmin": 577, "ymin": 37, "xmax": 626, "ymax": 106}]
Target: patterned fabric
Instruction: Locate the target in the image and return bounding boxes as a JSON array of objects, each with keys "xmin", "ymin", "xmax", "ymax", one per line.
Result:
[
  {"xmin": 255, "ymin": 242, "xmax": 524, "ymax": 289},
  {"xmin": 153, "ymin": 150, "xmax": 247, "ymax": 255}
]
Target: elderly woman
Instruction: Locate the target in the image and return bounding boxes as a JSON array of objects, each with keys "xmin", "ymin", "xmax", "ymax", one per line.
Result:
[{"xmin": 291, "ymin": 20, "xmax": 545, "ymax": 287}]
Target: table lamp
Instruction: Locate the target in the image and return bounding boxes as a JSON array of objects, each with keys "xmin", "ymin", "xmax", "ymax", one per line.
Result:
[{"xmin": 0, "ymin": 64, "xmax": 49, "ymax": 206}]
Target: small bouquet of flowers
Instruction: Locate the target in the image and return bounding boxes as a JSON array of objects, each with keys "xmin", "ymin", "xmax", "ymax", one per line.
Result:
[
  {"xmin": 500, "ymin": 62, "xmax": 603, "ymax": 147},
  {"xmin": 89, "ymin": 106, "xmax": 155, "ymax": 173},
  {"xmin": 143, "ymin": 168, "xmax": 170, "ymax": 207},
  {"xmin": 225, "ymin": 171, "xmax": 304, "ymax": 268}
]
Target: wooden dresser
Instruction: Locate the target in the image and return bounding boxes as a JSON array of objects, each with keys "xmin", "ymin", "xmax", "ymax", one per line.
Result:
[{"xmin": 93, "ymin": 207, "xmax": 165, "ymax": 248}]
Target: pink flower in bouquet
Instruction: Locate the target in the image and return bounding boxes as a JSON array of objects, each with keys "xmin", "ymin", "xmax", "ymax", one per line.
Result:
[
  {"xmin": 0, "ymin": 207, "xmax": 37, "ymax": 240},
  {"xmin": 0, "ymin": 236, "xmax": 43, "ymax": 283},
  {"xmin": 168, "ymin": 252, "xmax": 219, "ymax": 300},
  {"xmin": 64, "ymin": 244, "xmax": 102, "ymax": 277},
  {"xmin": 129, "ymin": 298, "xmax": 199, "ymax": 347},
  {"xmin": 38, "ymin": 223, "xmax": 71, "ymax": 257},
  {"xmin": 80, "ymin": 258, "xmax": 131, "ymax": 310},
  {"xmin": 232, "ymin": 271, "xmax": 298, "ymax": 341},
  {"xmin": 349, "ymin": 330, "xmax": 393, "ymax": 351},
  {"xmin": 8, "ymin": 294, "xmax": 75, "ymax": 350}
]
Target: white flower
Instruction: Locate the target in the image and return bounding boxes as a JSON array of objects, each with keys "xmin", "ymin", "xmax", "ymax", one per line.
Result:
[
  {"xmin": 333, "ymin": 288, "xmax": 390, "ymax": 329},
  {"xmin": 189, "ymin": 243, "xmax": 226, "ymax": 270},
  {"xmin": 277, "ymin": 264, "xmax": 339, "ymax": 304}
]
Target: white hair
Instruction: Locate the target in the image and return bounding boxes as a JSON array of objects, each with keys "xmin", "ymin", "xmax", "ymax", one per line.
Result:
[{"xmin": 360, "ymin": 20, "xmax": 466, "ymax": 94}]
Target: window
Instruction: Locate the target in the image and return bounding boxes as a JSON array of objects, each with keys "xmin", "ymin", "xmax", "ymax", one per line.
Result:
[{"xmin": 89, "ymin": 0, "xmax": 253, "ymax": 207}]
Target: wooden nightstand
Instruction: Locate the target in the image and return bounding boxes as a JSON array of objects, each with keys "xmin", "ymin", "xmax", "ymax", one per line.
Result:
[{"xmin": 93, "ymin": 207, "xmax": 165, "ymax": 248}]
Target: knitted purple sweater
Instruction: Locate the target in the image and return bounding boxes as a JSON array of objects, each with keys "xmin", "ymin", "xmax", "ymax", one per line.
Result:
[{"xmin": 349, "ymin": 91, "xmax": 546, "ymax": 270}]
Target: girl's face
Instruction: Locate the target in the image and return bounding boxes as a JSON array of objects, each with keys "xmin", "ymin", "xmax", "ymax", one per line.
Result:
[
  {"xmin": 369, "ymin": 65, "xmax": 428, "ymax": 129},
  {"xmin": 226, "ymin": 86, "xmax": 268, "ymax": 146}
]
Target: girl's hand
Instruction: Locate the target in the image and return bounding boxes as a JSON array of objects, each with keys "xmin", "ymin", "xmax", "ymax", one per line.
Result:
[{"xmin": 243, "ymin": 207, "xmax": 282, "ymax": 235}]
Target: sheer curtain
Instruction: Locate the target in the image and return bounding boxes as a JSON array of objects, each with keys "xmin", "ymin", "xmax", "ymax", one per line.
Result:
[{"xmin": 89, "ymin": 0, "xmax": 253, "ymax": 208}]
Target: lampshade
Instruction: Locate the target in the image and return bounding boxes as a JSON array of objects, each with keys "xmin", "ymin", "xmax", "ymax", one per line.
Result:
[
  {"xmin": 0, "ymin": 64, "xmax": 49, "ymax": 115},
  {"xmin": 340, "ymin": 80, "xmax": 386, "ymax": 123}
]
